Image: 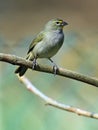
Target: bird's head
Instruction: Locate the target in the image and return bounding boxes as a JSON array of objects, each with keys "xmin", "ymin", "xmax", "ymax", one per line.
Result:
[{"xmin": 44, "ymin": 18, "xmax": 68, "ymax": 31}]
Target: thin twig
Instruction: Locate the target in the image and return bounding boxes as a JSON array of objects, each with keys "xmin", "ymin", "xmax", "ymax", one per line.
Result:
[
  {"xmin": 0, "ymin": 53, "xmax": 98, "ymax": 87},
  {"xmin": 17, "ymin": 75, "xmax": 98, "ymax": 119}
]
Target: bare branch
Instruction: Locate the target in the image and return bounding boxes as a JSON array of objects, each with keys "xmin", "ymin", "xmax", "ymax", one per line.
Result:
[
  {"xmin": 17, "ymin": 75, "xmax": 98, "ymax": 119},
  {"xmin": 0, "ymin": 53, "xmax": 98, "ymax": 87},
  {"xmin": 1, "ymin": 52, "xmax": 98, "ymax": 119}
]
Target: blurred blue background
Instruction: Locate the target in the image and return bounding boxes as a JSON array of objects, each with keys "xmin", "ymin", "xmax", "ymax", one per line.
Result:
[{"xmin": 0, "ymin": 0, "xmax": 98, "ymax": 129}]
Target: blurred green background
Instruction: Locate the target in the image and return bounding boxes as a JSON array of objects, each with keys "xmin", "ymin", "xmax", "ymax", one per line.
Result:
[{"xmin": 0, "ymin": 0, "xmax": 98, "ymax": 130}]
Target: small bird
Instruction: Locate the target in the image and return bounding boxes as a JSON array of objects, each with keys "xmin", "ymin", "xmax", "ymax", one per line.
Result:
[{"xmin": 15, "ymin": 18, "xmax": 68, "ymax": 76}]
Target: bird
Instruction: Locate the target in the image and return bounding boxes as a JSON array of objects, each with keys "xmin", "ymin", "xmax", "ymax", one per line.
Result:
[{"xmin": 15, "ymin": 18, "xmax": 68, "ymax": 76}]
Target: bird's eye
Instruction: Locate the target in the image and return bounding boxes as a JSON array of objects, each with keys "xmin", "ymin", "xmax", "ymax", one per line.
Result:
[{"xmin": 56, "ymin": 22, "xmax": 60, "ymax": 25}]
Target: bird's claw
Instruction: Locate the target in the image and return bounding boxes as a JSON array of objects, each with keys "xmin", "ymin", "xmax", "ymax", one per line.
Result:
[
  {"xmin": 53, "ymin": 65, "xmax": 58, "ymax": 76},
  {"xmin": 32, "ymin": 59, "xmax": 37, "ymax": 69}
]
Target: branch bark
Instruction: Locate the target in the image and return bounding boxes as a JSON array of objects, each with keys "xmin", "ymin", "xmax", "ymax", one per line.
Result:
[
  {"xmin": 1, "ymin": 52, "xmax": 98, "ymax": 119},
  {"xmin": 17, "ymin": 75, "xmax": 98, "ymax": 119},
  {"xmin": 0, "ymin": 53, "xmax": 98, "ymax": 87}
]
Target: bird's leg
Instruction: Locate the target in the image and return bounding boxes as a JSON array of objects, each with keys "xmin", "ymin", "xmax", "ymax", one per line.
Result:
[
  {"xmin": 48, "ymin": 58, "xmax": 58, "ymax": 75},
  {"xmin": 32, "ymin": 57, "xmax": 38, "ymax": 69}
]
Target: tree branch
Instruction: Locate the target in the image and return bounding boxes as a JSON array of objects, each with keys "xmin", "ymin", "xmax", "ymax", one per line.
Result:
[
  {"xmin": 17, "ymin": 75, "xmax": 98, "ymax": 119},
  {"xmin": 0, "ymin": 53, "xmax": 98, "ymax": 87},
  {"xmin": 1, "ymin": 52, "xmax": 98, "ymax": 119}
]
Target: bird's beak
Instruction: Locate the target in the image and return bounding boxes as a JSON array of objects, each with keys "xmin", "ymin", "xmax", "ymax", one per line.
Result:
[{"xmin": 62, "ymin": 21, "xmax": 68, "ymax": 26}]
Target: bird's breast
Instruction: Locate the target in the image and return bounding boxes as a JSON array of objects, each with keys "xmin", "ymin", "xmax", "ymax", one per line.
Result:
[{"xmin": 33, "ymin": 31, "xmax": 64, "ymax": 58}]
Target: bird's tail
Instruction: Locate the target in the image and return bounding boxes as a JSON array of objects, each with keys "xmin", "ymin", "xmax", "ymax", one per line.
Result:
[
  {"xmin": 15, "ymin": 66, "xmax": 28, "ymax": 76},
  {"xmin": 15, "ymin": 54, "xmax": 31, "ymax": 76}
]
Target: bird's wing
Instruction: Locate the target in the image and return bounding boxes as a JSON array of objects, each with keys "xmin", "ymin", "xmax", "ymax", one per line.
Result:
[{"xmin": 27, "ymin": 32, "xmax": 44, "ymax": 54}]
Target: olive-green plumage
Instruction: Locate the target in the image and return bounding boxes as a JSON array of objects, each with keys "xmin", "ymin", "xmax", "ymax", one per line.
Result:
[{"xmin": 15, "ymin": 18, "xmax": 68, "ymax": 76}]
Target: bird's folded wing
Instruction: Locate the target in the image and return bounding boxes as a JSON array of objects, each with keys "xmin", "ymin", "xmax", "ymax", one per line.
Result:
[{"xmin": 27, "ymin": 32, "xmax": 44, "ymax": 54}]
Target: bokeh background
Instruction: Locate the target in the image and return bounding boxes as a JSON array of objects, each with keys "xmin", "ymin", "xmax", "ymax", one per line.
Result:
[{"xmin": 0, "ymin": 0, "xmax": 98, "ymax": 130}]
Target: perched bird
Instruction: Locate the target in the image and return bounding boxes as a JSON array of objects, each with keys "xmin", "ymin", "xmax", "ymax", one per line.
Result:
[{"xmin": 15, "ymin": 18, "xmax": 68, "ymax": 76}]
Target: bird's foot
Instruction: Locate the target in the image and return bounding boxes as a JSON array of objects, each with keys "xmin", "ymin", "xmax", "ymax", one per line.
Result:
[
  {"xmin": 48, "ymin": 58, "xmax": 58, "ymax": 76},
  {"xmin": 53, "ymin": 65, "xmax": 58, "ymax": 76},
  {"xmin": 32, "ymin": 58, "xmax": 38, "ymax": 69}
]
